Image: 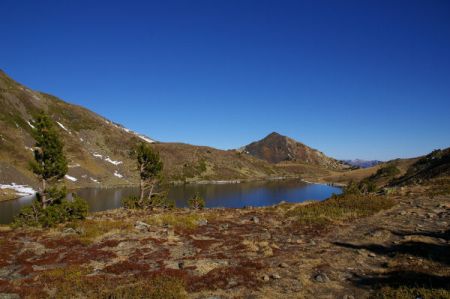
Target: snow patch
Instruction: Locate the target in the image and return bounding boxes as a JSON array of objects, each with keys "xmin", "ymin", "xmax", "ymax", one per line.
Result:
[
  {"xmin": 68, "ymin": 163, "xmax": 80, "ymax": 168},
  {"xmin": 137, "ymin": 134, "xmax": 155, "ymax": 143},
  {"xmin": 56, "ymin": 121, "xmax": 71, "ymax": 134},
  {"xmin": 64, "ymin": 175, "xmax": 78, "ymax": 182},
  {"xmin": 80, "ymin": 138, "xmax": 84, "ymax": 142},
  {"xmin": 105, "ymin": 157, "xmax": 123, "ymax": 165},
  {"xmin": 90, "ymin": 177, "xmax": 99, "ymax": 183},
  {"xmin": 113, "ymin": 170, "xmax": 123, "ymax": 178},
  {"xmin": 103, "ymin": 117, "xmax": 155, "ymax": 143},
  {"xmin": 0, "ymin": 183, "xmax": 36, "ymax": 196},
  {"xmin": 93, "ymin": 153, "xmax": 103, "ymax": 159},
  {"xmin": 27, "ymin": 121, "xmax": 35, "ymax": 129},
  {"xmin": 24, "ymin": 146, "xmax": 34, "ymax": 152}
]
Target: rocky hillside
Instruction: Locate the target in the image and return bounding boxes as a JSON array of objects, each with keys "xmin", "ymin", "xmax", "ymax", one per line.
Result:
[
  {"xmin": 390, "ymin": 148, "xmax": 450, "ymax": 186},
  {"xmin": 0, "ymin": 70, "xmax": 287, "ymax": 196},
  {"xmin": 242, "ymin": 132, "xmax": 344, "ymax": 170}
]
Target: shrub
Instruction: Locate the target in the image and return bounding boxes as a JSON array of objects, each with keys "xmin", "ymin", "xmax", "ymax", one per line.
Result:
[
  {"xmin": 188, "ymin": 193, "xmax": 205, "ymax": 210},
  {"xmin": 122, "ymin": 195, "xmax": 140, "ymax": 209},
  {"xmin": 122, "ymin": 194, "xmax": 175, "ymax": 210},
  {"xmin": 13, "ymin": 195, "xmax": 89, "ymax": 227},
  {"xmin": 343, "ymin": 181, "xmax": 361, "ymax": 195}
]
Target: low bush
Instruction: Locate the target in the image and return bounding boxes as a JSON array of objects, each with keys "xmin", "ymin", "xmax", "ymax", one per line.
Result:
[
  {"xmin": 187, "ymin": 192, "xmax": 205, "ymax": 210},
  {"xmin": 13, "ymin": 195, "xmax": 88, "ymax": 227},
  {"xmin": 122, "ymin": 194, "xmax": 175, "ymax": 210}
]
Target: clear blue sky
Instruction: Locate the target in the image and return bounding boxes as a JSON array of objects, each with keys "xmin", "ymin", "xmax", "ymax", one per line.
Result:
[{"xmin": 1, "ymin": 0, "xmax": 449, "ymax": 160}]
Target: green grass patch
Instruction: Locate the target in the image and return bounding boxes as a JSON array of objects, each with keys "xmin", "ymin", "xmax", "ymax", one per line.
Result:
[{"xmin": 286, "ymin": 194, "xmax": 395, "ymax": 226}]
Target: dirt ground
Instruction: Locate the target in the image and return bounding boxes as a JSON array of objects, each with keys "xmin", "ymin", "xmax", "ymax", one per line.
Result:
[{"xmin": 0, "ymin": 186, "xmax": 449, "ymax": 298}]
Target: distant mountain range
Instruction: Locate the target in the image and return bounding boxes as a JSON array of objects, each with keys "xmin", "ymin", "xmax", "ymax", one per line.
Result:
[{"xmin": 342, "ymin": 159, "xmax": 383, "ymax": 168}]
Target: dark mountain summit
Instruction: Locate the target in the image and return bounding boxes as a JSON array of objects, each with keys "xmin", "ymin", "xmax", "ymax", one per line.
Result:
[{"xmin": 242, "ymin": 132, "xmax": 343, "ymax": 169}]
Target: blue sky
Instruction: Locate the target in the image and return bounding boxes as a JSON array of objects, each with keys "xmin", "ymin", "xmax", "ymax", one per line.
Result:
[{"xmin": 1, "ymin": 0, "xmax": 449, "ymax": 160}]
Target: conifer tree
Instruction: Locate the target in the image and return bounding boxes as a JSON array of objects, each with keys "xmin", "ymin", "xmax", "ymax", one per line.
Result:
[
  {"xmin": 29, "ymin": 112, "xmax": 68, "ymax": 208},
  {"xmin": 132, "ymin": 142, "xmax": 163, "ymax": 207}
]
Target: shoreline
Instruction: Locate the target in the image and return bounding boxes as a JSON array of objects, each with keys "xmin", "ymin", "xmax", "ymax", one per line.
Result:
[
  {"xmin": 300, "ymin": 179, "xmax": 347, "ymax": 188},
  {"xmin": 1, "ymin": 175, "xmax": 343, "ymax": 203}
]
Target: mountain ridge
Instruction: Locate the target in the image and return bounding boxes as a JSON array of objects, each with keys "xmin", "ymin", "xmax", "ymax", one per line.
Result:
[{"xmin": 0, "ymin": 70, "xmax": 292, "ymax": 195}]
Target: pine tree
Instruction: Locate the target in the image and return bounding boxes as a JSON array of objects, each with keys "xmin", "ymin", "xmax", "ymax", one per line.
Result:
[
  {"xmin": 29, "ymin": 112, "xmax": 68, "ymax": 208},
  {"xmin": 132, "ymin": 142, "xmax": 163, "ymax": 207}
]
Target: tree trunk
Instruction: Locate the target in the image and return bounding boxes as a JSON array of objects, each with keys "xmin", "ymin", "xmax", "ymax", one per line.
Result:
[
  {"xmin": 138, "ymin": 164, "xmax": 145, "ymax": 207},
  {"xmin": 41, "ymin": 178, "xmax": 47, "ymax": 209},
  {"xmin": 139, "ymin": 178, "xmax": 145, "ymax": 207},
  {"xmin": 147, "ymin": 183, "xmax": 154, "ymax": 201}
]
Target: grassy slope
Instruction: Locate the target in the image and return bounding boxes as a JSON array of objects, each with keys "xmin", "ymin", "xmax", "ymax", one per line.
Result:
[{"xmin": 0, "ymin": 70, "xmax": 289, "ymax": 193}]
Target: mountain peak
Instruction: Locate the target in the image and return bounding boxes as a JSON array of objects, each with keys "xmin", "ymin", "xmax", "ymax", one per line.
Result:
[
  {"xmin": 266, "ymin": 132, "xmax": 284, "ymax": 138},
  {"xmin": 244, "ymin": 132, "xmax": 342, "ymax": 169}
]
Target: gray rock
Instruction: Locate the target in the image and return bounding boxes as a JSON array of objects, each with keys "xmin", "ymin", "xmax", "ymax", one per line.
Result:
[
  {"xmin": 227, "ymin": 278, "xmax": 238, "ymax": 288},
  {"xmin": 343, "ymin": 295, "xmax": 355, "ymax": 299},
  {"xmin": 314, "ymin": 273, "xmax": 330, "ymax": 283},
  {"xmin": 368, "ymin": 253, "xmax": 376, "ymax": 258},
  {"xmin": 251, "ymin": 216, "xmax": 260, "ymax": 224},
  {"xmin": 259, "ymin": 231, "xmax": 272, "ymax": 240},
  {"xmin": 197, "ymin": 219, "xmax": 208, "ymax": 226},
  {"xmin": 279, "ymin": 262, "xmax": 289, "ymax": 268},
  {"xmin": 62, "ymin": 227, "xmax": 77, "ymax": 234},
  {"xmin": 135, "ymin": 221, "xmax": 150, "ymax": 231},
  {"xmin": 271, "ymin": 273, "xmax": 281, "ymax": 279},
  {"xmin": 262, "ymin": 274, "xmax": 270, "ymax": 281},
  {"xmin": 219, "ymin": 223, "xmax": 229, "ymax": 230},
  {"xmin": 0, "ymin": 294, "xmax": 21, "ymax": 299}
]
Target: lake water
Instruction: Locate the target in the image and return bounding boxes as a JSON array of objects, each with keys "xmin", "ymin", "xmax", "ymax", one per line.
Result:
[{"xmin": 0, "ymin": 179, "xmax": 341, "ymax": 224}]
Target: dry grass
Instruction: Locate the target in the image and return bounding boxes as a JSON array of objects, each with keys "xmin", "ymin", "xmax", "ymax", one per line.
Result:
[
  {"xmin": 375, "ymin": 286, "xmax": 450, "ymax": 299},
  {"xmin": 145, "ymin": 213, "xmax": 205, "ymax": 230},
  {"xmin": 286, "ymin": 193, "xmax": 396, "ymax": 226},
  {"xmin": 69, "ymin": 219, "xmax": 133, "ymax": 244},
  {"xmin": 37, "ymin": 265, "xmax": 187, "ymax": 299}
]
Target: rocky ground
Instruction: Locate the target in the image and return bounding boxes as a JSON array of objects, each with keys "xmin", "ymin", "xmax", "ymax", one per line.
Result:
[{"xmin": 0, "ymin": 186, "xmax": 449, "ymax": 298}]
